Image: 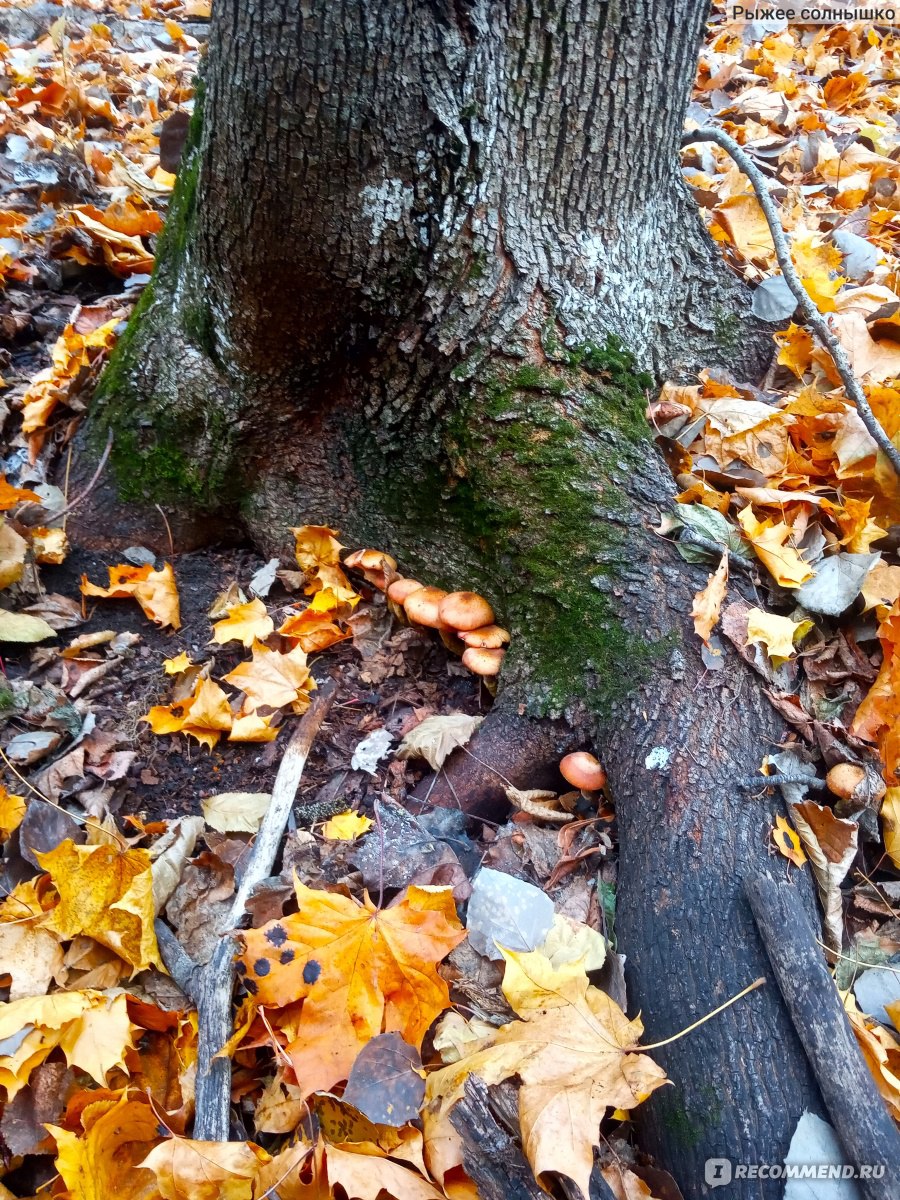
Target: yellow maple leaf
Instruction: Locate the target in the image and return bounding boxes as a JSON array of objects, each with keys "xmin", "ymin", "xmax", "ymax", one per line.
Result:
[
  {"xmin": 691, "ymin": 553, "xmax": 728, "ymax": 644},
  {"xmin": 162, "ymin": 651, "xmax": 193, "ymax": 674},
  {"xmin": 790, "ymin": 233, "xmax": 845, "ymax": 312},
  {"xmin": 0, "ymin": 991, "xmax": 137, "ymax": 1097},
  {"xmin": 861, "ymin": 562, "xmax": 900, "ymax": 618},
  {"xmin": 236, "ymin": 883, "xmax": 465, "ymax": 1097},
  {"xmin": 0, "ymin": 519, "xmax": 27, "ymax": 589},
  {"xmin": 321, "ymin": 811, "xmax": 373, "ymax": 841},
  {"xmin": 738, "ymin": 506, "xmax": 813, "ymax": 588},
  {"xmin": 278, "ymin": 606, "xmax": 350, "ymax": 653},
  {"xmin": 711, "ymin": 194, "xmax": 776, "ymax": 267},
  {"xmin": 771, "ymin": 815, "xmax": 807, "ymax": 868},
  {"xmin": 291, "ymin": 524, "xmax": 345, "ymax": 571},
  {"xmin": 143, "ymin": 676, "xmax": 233, "ymax": 749},
  {"xmin": 211, "ymin": 598, "xmax": 274, "ymax": 648},
  {"xmin": 776, "ymin": 324, "xmax": 814, "ymax": 379},
  {"xmin": 81, "ymin": 562, "xmax": 181, "ymax": 629},
  {"xmin": 425, "ymin": 948, "xmax": 667, "ymax": 1200},
  {"xmin": 48, "ymin": 1091, "xmax": 162, "ymax": 1200},
  {"xmin": 224, "ymin": 641, "xmax": 316, "ymax": 714},
  {"xmin": 229, "ymin": 711, "xmax": 278, "ymax": 743},
  {"xmin": 745, "ymin": 607, "xmax": 812, "ymax": 663},
  {"xmin": 37, "ymin": 840, "xmax": 163, "ymax": 973},
  {"xmin": 0, "ymin": 784, "xmax": 26, "ymax": 838}
]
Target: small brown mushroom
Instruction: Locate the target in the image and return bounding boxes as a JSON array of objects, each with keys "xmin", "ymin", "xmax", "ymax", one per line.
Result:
[
  {"xmin": 439, "ymin": 591, "xmax": 495, "ymax": 632},
  {"xmin": 404, "ymin": 586, "xmax": 449, "ymax": 628},
  {"xmin": 826, "ymin": 762, "xmax": 883, "ymax": 807},
  {"xmin": 343, "ymin": 548, "xmax": 398, "ymax": 591},
  {"xmin": 559, "ymin": 751, "xmax": 607, "ymax": 793},
  {"xmin": 387, "ymin": 578, "xmax": 423, "ymax": 605},
  {"xmin": 385, "ymin": 578, "xmax": 422, "ymax": 621},
  {"xmin": 461, "ymin": 646, "xmax": 505, "ymax": 676},
  {"xmin": 459, "ymin": 624, "xmax": 511, "ymax": 649}
]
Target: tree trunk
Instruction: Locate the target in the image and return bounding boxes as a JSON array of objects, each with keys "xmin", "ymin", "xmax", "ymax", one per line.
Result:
[{"xmin": 71, "ymin": 1, "xmax": 852, "ymax": 1195}]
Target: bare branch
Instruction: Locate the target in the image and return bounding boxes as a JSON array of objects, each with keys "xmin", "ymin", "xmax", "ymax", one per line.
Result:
[{"xmin": 683, "ymin": 125, "xmax": 900, "ymax": 479}]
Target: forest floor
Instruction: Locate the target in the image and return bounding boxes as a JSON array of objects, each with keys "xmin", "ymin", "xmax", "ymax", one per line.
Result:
[{"xmin": 1, "ymin": 3, "xmax": 900, "ymax": 1200}]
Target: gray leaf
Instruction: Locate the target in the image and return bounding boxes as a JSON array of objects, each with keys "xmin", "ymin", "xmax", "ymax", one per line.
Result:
[{"xmin": 751, "ymin": 275, "xmax": 797, "ymax": 321}]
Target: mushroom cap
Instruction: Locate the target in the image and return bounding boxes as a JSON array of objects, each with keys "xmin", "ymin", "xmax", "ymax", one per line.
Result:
[
  {"xmin": 559, "ymin": 751, "xmax": 606, "ymax": 791},
  {"xmin": 404, "ymin": 586, "xmax": 449, "ymax": 628},
  {"xmin": 439, "ymin": 591, "xmax": 495, "ymax": 632},
  {"xmin": 345, "ymin": 548, "xmax": 397, "ymax": 572},
  {"xmin": 459, "ymin": 624, "xmax": 510, "ymax": 649},
  {"xmin": 461, "ymin": 646, "xmax": 505, "ymax": 676},
  {"xmin": 387, "ymin": 578, "xmax": 423, "ymax": 604},
  {"xmin": 826, "ymin": 762, "xmax": 867, "ymax": 801}
]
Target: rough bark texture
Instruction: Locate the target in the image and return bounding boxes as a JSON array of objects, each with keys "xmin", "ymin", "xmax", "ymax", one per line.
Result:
[{"xmin": 70, "ymin": 1, "xmax": 841, "ymax": 1197}]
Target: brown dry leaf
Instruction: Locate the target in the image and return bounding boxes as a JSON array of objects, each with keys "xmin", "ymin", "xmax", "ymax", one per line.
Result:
[
  {"xmin": 425, "ymin": 949, "xmax": 667, "ymax": 1200},
  {"xmin": 81, "ymin": 562, "xmax": 181, "ymax": 629},
  {"xmin": 691, "ymin": 553, "xmax": 728, "ymax": 644},
  {"xmin": 789, "ymin": 802, "xmax": 858, "ymax": 951},
  {"xmin": 37, "ymin": 839, "xmax": 163, "ymax": 973},
  {"xmin": 224, "ymin": 641, "xmax": 316, "ymax": 715},
  {"xmin": 737, "ymin": 506, "xmax": 813, "ymax": 588},
  {"xmin": 237, "ymin": 883, "xmax": 465, "ymax": 1097},
  {"xmin": 0, "ymin": 879, "xmax": 64, "ymax": 999},
  {"xmin": 140, "ymin": 1134, "xmax": 271, "ymax": 1200},
  {"xmin": 48, "ymin": 1091, "xmax": 163, "ymax": 1200}
]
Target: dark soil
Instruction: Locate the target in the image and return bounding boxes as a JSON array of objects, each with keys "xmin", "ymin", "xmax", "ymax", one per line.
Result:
[{"xmin": 2, "ymin": 541, "xmax": 486, "ymax": 827}]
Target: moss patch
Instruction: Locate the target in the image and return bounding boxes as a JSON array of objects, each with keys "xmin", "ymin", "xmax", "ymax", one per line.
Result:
[{"xmin": 359, "ymin": 341, "xmax": 669, "ymax": 717}]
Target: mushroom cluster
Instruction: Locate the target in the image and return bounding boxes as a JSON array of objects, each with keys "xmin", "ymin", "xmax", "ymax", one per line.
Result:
[{"xmin": 344, "ymin": 549, "xmax": 509, "ymax": 686}]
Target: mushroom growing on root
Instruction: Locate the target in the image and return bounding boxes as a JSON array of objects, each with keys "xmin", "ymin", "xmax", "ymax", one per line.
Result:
[
  {"xmin": 560, "ymin": 750, "xmax": 608, "ymax": 805},
  {"xmin": 343, "ymin": 547, "xmax": 397, "ymax": 590},
  {"xmin": 461, "ymin": 645, "xmax": 505, "ymax": 695},
  {"xmin": 403, "ymin": 586, "xmax": 449, "ymax": 629},
  {"xmin": 439, "ymin": 591, "xmax": 495, "ymax": 632},
  {"xmin": 459, "ymin": 624, "xmax": 511, "ymax": 649},
  {"xmin": 386, "ymin": 577, "xmax": 423, "ymax": 621}
]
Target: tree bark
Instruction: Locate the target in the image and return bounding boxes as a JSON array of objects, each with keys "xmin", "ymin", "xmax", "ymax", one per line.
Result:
[{"xmin": 69, "ymin": 1, "xmax": 842, "ymax": 1197}]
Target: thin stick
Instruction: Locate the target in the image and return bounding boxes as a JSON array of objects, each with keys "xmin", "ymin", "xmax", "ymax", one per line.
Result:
[
  {"xmin": 45, "ymin": 428, "xmax": 115, "ymax": 522},
  {"xmin": 747, "ymin": 873, "xmax": 900, "ymax": 1200},
  {"xmin": 227, "ymin": 680, "xmax": 336, "ymax": 926},
  {"xmin": 191, "ymin": 683, "xmax": 337, "ymax": 1142},
  {"xmin": 683, "ymin": 126, "xmax": 900, "ymax": 479},
  {"xmin": 640, "ymin": 977, "xmax": 765, "ymax": 1049}
]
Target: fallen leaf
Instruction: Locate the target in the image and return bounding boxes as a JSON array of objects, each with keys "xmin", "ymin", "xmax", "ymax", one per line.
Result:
[
  {"xmin": 746, "ymin": 607, "xmax": 812, "ymax": 663},
  {"xmin": 321, "ymin": 811, "xmax": 373, "ymax": 841},
  {"xmin": 38, "ymin": 840, "xmax": 163, "ymax": 973},
  {"xmin": 691, "ymin": 553, "xmax": 728, "ymax": 644},
  {"xmin": 790, "ymin": 802, "xmax": 858, "ymax": 951},
  {"xmin": 211, "ymin": 598, "xmax": 274, "ymax": 648},
  {"xmin": 738, "ymin": 507, "xmax": 813, "ymax": 588},
  {"xmin": 0, "ymin": 609, "xmax": 56, "ymax": 643},
  {"xmin": 202, "ymin": 792, "xmax": 272, "ymax": 834},
  {"xmin": 237, "ymin": 883, "xmax": 465, "ymax": 1096},
  {"xmin": 772, "ymin": 815, "xmax": 807, "ymax": 868},
  {"xmin": 224, "ymin": 641, "xmax": 315, "ymax": 715},
  {"xmin": 81, "ymin": 563, "xmax": 180, "ymax": 629},
  {"xmin": 49, "ymin": 1091, "xmax": 163, "ymax": 1200},
  {"xmin": 396, "ymin": 713, "xmax": 484, "ymax": 771},
  {"xmin": 425, "ymin": 949, "xmax": 668, "ymax": 1199}
]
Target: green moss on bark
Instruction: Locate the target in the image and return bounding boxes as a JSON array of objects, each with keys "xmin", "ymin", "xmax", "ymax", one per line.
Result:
[{"xmin": 355, "ymin": 339, "xmax": 671, "ymax": 718}]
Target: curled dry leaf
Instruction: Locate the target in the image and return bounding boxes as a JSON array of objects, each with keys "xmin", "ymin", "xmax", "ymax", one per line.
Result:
[
  {"xmin": 81, "ymin": 562, "xmax": 181, "ymax": 629},
  {"xmin": 691, "ymin": 552, "xmax": 728, "ymax": 645},
  {"xmin": 396, "ymin": 712, "xmax": 483, "ymax": 771}
]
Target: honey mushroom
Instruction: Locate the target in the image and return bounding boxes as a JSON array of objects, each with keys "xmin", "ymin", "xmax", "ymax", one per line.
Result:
[
  {"xmin": 386, "ymin": 577, "xmax": 423, "ymax": 621},
  {"xmin": 343, "ymin": 548, "xmax": 397, "ymax": 591},
  {"xmin": 559, "ymin": 751, "xmax": 607, "ymax": 798}
]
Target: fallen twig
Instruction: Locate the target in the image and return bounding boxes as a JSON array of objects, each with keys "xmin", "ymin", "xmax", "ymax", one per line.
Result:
[
  {"xmin": 746, "ymin": 873, "xmax": 900, "ymax": 1200},
  {"xmin": 45, "ymin": 427, "xmax": 115, "ymax": 522},
  {"xmin": 683, "ymin": 126, "xmax": 900, "ymax": 480},
  {"xmin": 155, "ymin": 681, "xmax": 337, "ymax": 1141}
]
